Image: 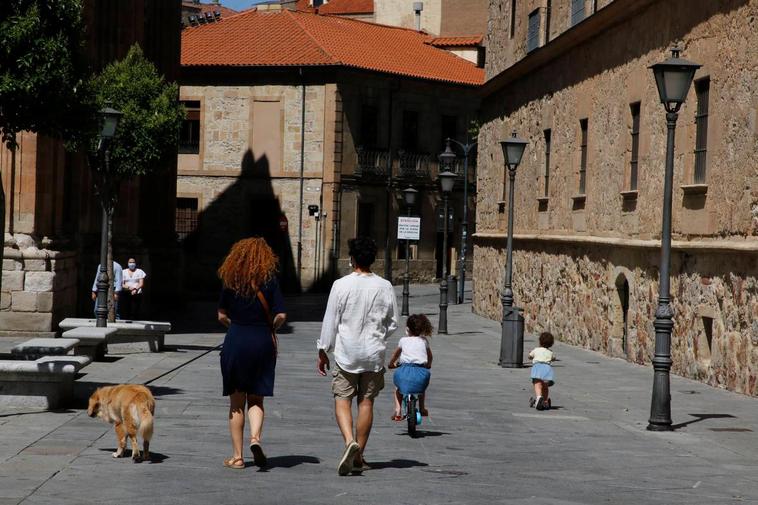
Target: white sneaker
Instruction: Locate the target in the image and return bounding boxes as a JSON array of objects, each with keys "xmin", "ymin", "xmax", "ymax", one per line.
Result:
[{"xmin": 338, "ymin": 441, "xmax": 360, "ymax": 476}]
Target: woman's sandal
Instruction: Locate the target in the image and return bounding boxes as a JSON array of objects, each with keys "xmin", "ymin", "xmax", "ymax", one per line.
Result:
[
  {"xmin": 249, "ymin": 441, "xmax": 267, "ymax": 467},
  {"xmin": 391, "ymin": 414, "xmax": 404, "ymax": 422},
  {"xmin": 223, "ymin": 457, "xmax": 244, "ymax": 469}
]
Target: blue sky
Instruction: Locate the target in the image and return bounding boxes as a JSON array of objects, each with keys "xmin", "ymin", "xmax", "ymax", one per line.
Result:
[{"xmin": 220, "ymin": 0, "xmax": 271, "ymax": 10}]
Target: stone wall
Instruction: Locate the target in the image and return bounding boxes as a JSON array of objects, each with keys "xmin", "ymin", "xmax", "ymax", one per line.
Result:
[
  {"xmin": 374, "ymin": 0, "xmax": 442, "ymax": 34},
  {"xmin": 178, "ymin": 83, "xmax": 328, "ymax": 293},
  {"xmin": 474, "ymin": 237, "xmax": 758, "ymax": 395},
  {"xmin": 474, "ymin": 0, "xmax": 758, "ymax": 395},
  {"xmin": 0, "ymin": 235, "xmax": 77, "ymax": 336}
]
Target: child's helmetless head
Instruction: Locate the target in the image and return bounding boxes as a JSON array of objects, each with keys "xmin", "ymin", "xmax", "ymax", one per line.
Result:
[
  {"xmin": 406, "ymin": 314, "xmax": 433, "ymax": 337},
  {"xmin": 539, "ymin": 332, "xmax": 554, "ymax": 348}
]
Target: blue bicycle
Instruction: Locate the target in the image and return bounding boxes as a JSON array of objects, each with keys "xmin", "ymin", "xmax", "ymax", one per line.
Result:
[{"xmin": 402, "ymin": 393, "xmax": 423, "ymax": 437}]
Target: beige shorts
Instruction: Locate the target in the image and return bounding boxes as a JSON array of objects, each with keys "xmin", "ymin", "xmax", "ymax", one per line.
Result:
[{"xmin": 332, "ymin": 365, "xmax": 385, "ymax": 401}]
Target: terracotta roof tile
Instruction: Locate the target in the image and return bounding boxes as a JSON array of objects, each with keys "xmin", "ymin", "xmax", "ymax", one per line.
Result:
[
  {"xmin": 428, "ymin": 36, "xmax": 483, "ymax": 47},
  {"xmin": 295, "ymin": 0, "xmax": 374, "ymax": 15},
  {"xmin": 181, "ymin": 10, "xmax": 484, "ymax": 86}
]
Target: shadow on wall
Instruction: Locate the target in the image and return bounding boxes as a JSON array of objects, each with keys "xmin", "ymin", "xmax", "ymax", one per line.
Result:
[
  {"xmin": 182, "ymin": 149, "xmax": 301, "ymax": 296},
  {"xmin": 482, "ymin": 0, "xmax": 749, "ymax": 123}
]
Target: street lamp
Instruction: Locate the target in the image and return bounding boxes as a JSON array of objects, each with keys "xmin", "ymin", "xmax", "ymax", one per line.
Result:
[
  {"xmin": 401, "ymin": 186, "xmax": 419, "ymax": 316},
  {"xmin": 498, "ymin": 131, "xmax": 527, "ymax": 367},
  {"xmin": 95, "ymin": 105, "xmax": 123, "ymax": 328},
  {"xmin": 437, "ymin": 171, "xmax": 456, "ymax": 334},
  {"xmin": 647, "ymin": 48, "xmax": 701, "ymax": 431},
  {"xmin": 439, "ymin": 137, "xmax": 477, "ymax": 304}
]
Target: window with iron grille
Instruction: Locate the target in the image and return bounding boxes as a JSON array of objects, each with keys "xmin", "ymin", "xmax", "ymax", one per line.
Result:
[
  {"xmin": 694, "ymin": 78, "xmax": 710, "ymax": 184},
  {"xmin": 179, "ymin": 100, "xmax": 200, "ymax": 154},
  {"xmin": 402, "ymin": 110, "xmax": 419, "ymax": 151},
  {"xmin": 629, "ymin": 102, "xmax": 641, "ymax": 191},
  {"xmin": 527, "ymin": 9, "xmax": 540, "ymax": 53},
  {"xmin": 360, "ymin": 104, "xmax": 379, "ymax": 149},
  {"xmin": 544, "ymin": 129, "xmax": 551, "ymax": 197},
  {"xmin": 357, "ymin": 202, "xmax": 374, "ymax": 240},
  {"xmin": 510, "ymin": 0, "xmax": 516, "ymax": 39},
  {"xmin": 441, "ymin": 115, "xmax": 458, "ymax": 150},
  {"xmin": 579, "ymin": 119, "xmax": 588, "ymax": 194},
  {"xmin": 571, "ymin": 0, "xmax": 585, "ymax": 26},
  {"xmin": 176, "ymin": 198, "xmax": 198, "ymax": 241},
  {"xmin": 545, "ymin": 0, "xmax": 552, "ymax": 43}
]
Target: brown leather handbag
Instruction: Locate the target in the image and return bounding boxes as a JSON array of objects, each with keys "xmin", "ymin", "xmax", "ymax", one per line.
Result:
[{"xmin": 256, "ymin": 290, "xmax": 279, "ymax": 358}]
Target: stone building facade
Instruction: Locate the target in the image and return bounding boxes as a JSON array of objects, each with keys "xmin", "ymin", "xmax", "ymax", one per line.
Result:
[
  {"xmin": 474, "ymin": 0, "xmax": 758, "ymax": 395},
  {"xmin": 0, "ymin": 0, "xmax": 182, "ymax": 336},
  {"xmin": 179, "ymin": 8, "xmax": 482, "ymax": 294}
]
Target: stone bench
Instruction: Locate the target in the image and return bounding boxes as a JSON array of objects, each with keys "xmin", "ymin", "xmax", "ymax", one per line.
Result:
[
  {"xmin": 59, "ymin": 319, "xmax": 171, "ymax": 353},
  {"xmin": 61, "ymin": 327, "xmax": 118, "ymax": 360},
  {"xmin": 0, "ymin": 355, "xmax": 92, "ymax": 409},
  {"xmin": 11, "ymin": 338, "xmax": 79, "ymax": 361}
]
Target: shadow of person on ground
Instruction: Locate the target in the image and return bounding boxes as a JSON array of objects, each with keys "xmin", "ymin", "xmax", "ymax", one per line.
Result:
[{"xmin": 257, "ymin": 455, "xmax": 320, "ymax": 471}]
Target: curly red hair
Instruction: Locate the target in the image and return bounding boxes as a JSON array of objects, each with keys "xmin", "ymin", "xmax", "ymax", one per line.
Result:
[{"xmin": 217, "ymin": 238, "xmax": 279, "ymax": 298}]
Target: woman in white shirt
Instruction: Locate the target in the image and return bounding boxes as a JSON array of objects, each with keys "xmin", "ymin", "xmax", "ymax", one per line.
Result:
[
  {"xmin": 388, "ymin": 314, "xmax": 433, "ymax": 420},
  {"xmin": 122, "ymin": 258, "xmax": 147, "ymax": 320}
]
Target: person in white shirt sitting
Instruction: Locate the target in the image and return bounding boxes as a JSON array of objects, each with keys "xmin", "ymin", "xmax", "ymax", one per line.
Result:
[
  {"xmin": 388, "ymin": 314, "xmax": 433, "ymax": 420},
  {"xmin": 121, "ymin": 258, "xmax": 147, "ymax": 320},
  {"xmin": 317, "ymin": 236, "xmax": 398, "ymax": 476}
]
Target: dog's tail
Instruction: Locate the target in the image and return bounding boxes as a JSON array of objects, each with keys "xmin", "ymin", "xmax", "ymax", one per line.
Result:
[{"xmin": 134, "ymin": 392, "xmax": 155, "ymax": 443}]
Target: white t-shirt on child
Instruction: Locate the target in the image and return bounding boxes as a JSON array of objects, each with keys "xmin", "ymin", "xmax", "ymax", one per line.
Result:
[
  {"xmin": 529, "ymin": 346, "xmax": 554, "ymax": 363},
  {"xmin": 398, "ymin": 336, "xmax": 429, "ymax": 365}
]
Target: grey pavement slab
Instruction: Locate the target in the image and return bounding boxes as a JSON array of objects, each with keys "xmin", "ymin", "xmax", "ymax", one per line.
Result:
[{"xmin": 0, "ymin": 284, "xmax": 757, "ymax": 504}]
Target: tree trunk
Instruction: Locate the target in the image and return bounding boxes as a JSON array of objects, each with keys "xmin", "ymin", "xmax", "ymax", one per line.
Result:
[{"xmin": 107, "ymin": 211, "xmax": 115, "ymax": 322}]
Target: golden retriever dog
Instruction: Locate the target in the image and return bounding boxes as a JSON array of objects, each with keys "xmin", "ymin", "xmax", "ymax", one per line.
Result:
[{"xmin": 88, "ymin": 384, "xmax": 155, "ymax": 462}]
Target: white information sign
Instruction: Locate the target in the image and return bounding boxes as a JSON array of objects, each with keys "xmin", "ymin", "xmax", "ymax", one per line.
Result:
[{"xmin": 397, "ymin": 217, "xmax": 421, "ymax": 241}]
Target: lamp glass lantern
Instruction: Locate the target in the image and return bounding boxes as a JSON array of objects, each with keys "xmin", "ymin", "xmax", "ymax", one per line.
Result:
[
  {"xmin": 649, "ymin": 48, "xmax": 702, "ymax": 113},
  {"xmin": 98, "ymin": 106, "xmax": 124, "ymax": 140},
  {"xmin": 403, "ymin": 186, "xmax": 419, "ymax": 207},
  {"xmin": 438, "ymin": 139, "xmax": 457, "ymax": 170},
  {"xmin": 438, "ymin": 171, "xmax": 456, "ymax": 193},
  {"xmin": 500, "ymin": 131, "xmax": 528, "ymax": 170}
]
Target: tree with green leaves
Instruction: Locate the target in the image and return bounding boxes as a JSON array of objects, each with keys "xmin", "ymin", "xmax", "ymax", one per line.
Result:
[
  {"xmin": 0, "ymin": 0, "xmax": 89, "ymax": 295},
  {"xmin": 78, "ymin": 44, "xmax": 184, "ymax": 321}
]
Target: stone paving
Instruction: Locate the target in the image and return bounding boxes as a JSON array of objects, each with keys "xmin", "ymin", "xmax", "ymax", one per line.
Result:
[{"xmin": 1, "ymin": 284, "xmax": 758, "ymax": 504}]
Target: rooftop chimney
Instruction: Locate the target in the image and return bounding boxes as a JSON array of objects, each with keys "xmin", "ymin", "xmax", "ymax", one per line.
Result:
[{"xmin": 413, "ymin": 2, "xmax": 423, "ymax": 31}]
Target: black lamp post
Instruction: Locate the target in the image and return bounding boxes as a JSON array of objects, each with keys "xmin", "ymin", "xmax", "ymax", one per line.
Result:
[
  {"xmin": 437, "ymin": 171, "xmax": 456, "ymax": 334},
  {"xmin": 647, "ymin": 48, "xmax": 701, "ymax": 431},
  {"xmin": 439, "ymin": 138, "xmax": 477, "ymax": 304},
  {"xmin": 401, "ymin": 186, "xmax": 418, "ymax": 316},
  {"xmin": 498, "ymin": 131, "xmax": 527, "ymax": 367},
  {"xmin": 95, "ymin": 106, "xmax": 123, "ymax": 328}
]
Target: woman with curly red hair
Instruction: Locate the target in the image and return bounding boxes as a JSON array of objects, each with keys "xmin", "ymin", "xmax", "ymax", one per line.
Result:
[{"xmin": 217, "ymin": 237, "xmax": 286, "ymax": 470}]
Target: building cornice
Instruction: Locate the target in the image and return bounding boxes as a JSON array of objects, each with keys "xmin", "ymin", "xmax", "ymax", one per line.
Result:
[
  {"xmin": 481, "ymin": 0, "xmax": 656, "ymax": 98},
  {"xmin": 473, "ymin": 231, "xmax": 758, "ymax": 254}
]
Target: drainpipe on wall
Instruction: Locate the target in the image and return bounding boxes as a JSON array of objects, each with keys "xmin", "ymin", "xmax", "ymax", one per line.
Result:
[
  {"xmin": 297, "ymin": 67, "xmax": 305, "ymax": 284},
  {"xmin": 383, "ymin": 84, "xmax": 395, "ymax": 281},
  {"xmin": 413, "ymin": 2, "xmax": 423, "ymax": 31}
]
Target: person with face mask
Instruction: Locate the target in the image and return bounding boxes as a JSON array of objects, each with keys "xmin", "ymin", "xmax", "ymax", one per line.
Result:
[{"xmin": 121, "ymin": 258, "xmax": 147, "ymax": 320}]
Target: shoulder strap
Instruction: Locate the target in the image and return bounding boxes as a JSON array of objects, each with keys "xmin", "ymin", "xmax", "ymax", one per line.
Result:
[
  {"xmin": 256, "ymin": 290, "xmax": 274, "ymax": 328},
  {"xmin": 256, "ymin": 289, "xmax": 278, "ymax": 356}
]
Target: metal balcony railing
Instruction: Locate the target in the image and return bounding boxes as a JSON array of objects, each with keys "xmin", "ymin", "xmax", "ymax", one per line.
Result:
[
  {"xmin": 352, "ymin": 147, "xmax": 477, "ymax": 182},
  {"xmin": 355, "ymin": 147, "xmax": 389, "ymax": 177}
]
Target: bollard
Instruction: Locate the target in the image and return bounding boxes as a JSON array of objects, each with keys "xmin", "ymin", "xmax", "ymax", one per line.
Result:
[{"xmin": 499, "ymin": 306, "xmax": 524, "ymax": 368}]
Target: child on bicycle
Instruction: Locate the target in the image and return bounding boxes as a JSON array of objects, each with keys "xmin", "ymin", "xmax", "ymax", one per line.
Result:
[
  {"xmin": 529, "ymin": 331, "xmax": 556, "ymax": 411},
  {"xmin": 388, "ymin": 314, "xmax": 433, "ymax": 421}
]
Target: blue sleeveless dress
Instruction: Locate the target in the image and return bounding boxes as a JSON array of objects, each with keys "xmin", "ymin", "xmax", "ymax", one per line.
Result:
[{"xmin": 219, "ymin": 278, "xmax": 285, "ymax": 396}]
